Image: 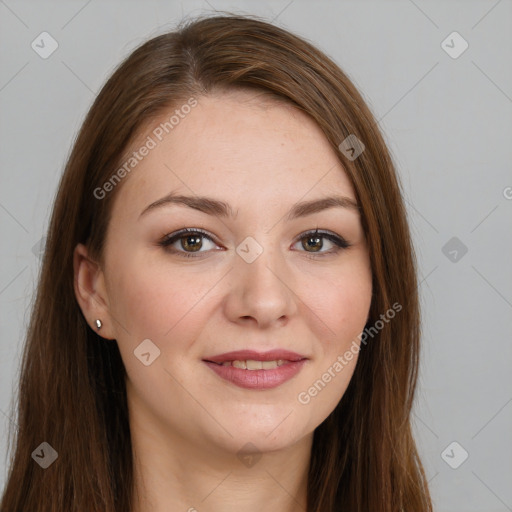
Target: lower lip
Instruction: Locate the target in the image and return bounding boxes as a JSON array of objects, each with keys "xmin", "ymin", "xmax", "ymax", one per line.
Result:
[{"xmin": 203, "ymin": 360, "xmax": 307, "ymax": 390}]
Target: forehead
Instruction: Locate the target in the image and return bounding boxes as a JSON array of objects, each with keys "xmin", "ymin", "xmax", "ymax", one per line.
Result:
[{"xmin": 110, "ymin": 89, "xmax": 356, "ymax": 219}]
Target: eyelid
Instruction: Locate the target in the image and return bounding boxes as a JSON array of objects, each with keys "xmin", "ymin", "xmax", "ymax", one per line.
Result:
[
  {"xmin": 158, "ymin": 227, "xmax": 350, "ymax": 257},
  {"xmin": 295, "ymin": 229, "xmax": 351, "ymax": 256},
  {"xmin": 158, "ymin": 227, "xmax": 220, "ymax": 249}
]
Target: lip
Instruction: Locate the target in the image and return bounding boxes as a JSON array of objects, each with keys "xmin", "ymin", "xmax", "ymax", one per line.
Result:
[
  {"xmin": 202, "ymin": 349, "xmax": 308, "ymax": 390},
  {"xmin": 203, "ymin": 349, "xmax": 307, "ymax": 364},
  {"xmin": 203, "ymin": 360, "xmax": 307, "ymax": 390}
]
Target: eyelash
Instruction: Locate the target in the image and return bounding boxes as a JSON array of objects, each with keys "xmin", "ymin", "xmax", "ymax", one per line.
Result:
[{"xmin": 157, "ymin": 227, "xmax": 351, "ymax": 259}]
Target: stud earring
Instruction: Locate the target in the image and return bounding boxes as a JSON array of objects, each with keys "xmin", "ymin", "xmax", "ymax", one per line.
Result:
[{"xmin": 95, "ymin": 319, "xmax": 102, "ymax": 330}]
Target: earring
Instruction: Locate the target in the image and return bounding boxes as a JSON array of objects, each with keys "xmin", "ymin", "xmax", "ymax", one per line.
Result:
[{"xmin": 95, "ymin": 319, "xmax": 102, "ymax": 330}]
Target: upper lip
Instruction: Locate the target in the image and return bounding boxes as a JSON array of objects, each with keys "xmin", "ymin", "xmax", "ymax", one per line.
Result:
[{"xmin": 203, "ymin": 349, "xmax": 307, "ymax": 364}]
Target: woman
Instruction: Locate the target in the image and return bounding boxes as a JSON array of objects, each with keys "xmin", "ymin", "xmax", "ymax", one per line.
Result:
[{"xmin": 1, "ymin": 13, "xmax": 433, "ymax": 512}]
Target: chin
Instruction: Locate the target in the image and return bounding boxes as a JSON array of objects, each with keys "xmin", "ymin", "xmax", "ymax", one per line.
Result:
[{"xmin": 216, "ymin": 418, "xmax": 309, "ymax": 453}]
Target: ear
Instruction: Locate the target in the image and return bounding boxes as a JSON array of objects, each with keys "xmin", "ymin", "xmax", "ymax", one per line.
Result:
[{"xmin": 73, "ymin": 243, "xmax": 116, "ymax": 340}]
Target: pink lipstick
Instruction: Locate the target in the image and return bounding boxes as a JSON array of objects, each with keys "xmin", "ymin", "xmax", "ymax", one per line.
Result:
[{"xmin": 203, "ymin": 349, "xmax": 308, "ymax": 390}]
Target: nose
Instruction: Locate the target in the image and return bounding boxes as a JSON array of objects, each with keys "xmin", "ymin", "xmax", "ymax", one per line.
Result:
[{"xmin": 223, "ymin": 238, "xmax": 298, "ymax": 329}]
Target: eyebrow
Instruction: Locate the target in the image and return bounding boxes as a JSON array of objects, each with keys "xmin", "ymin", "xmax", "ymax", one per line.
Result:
[{"xmin": 138, "ymin": 192, "xmax": 359, "ymax": 221}]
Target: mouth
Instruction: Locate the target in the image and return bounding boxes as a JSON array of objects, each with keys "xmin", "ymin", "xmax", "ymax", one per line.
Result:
[
  {"xmin": 202, "ymin": 349, "xmax": 308, "ymax": 390},
  {"xmin": 203, "ymin": 348, "xmax": 307, "ymax": 365},
  {"xmin": 206, "ymin": 359, "xmax": 298, "ymax": 369}
]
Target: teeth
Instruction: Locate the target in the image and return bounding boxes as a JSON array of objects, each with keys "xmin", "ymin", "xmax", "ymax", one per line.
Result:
[
  {"xmin": 221, "ymin": 359, "xmax": 288, "ymax": 370},
  {"xmin": 246, "ymin": 360, "xmax": 263, "ymax": 370}
]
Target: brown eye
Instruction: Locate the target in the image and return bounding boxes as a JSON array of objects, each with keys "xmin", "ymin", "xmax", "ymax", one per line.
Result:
[
  {"xmin": 302, "ymin": 234, "xmax": 323, "ymax": 252},
  {"xmin": 293, "ymin": 229, "xmax": 350, "ymax": 257},
  {"xmin": 158, "ymin": 228, "xmax": 218, "ymax": 258},
  {"xmin": 158, "ymin": 228, "xmax": 350, "ymax": 260},
  {"xmin": 179, "ymin": 233, "xmax": 203, "ymax": 252}
]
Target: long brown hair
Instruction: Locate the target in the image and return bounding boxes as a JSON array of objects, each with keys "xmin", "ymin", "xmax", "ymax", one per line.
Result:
[{"xmin": 1, "ymin": 13, "xmax": 433, "ymax": 512}]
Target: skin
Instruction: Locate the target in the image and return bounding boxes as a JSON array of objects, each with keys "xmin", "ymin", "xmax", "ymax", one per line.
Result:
[{"xmin": 74, "ymin": 89, "xmax": 373, "ymax": 512}]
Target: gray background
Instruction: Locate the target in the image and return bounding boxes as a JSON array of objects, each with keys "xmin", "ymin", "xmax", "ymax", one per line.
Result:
[{"xmin": 1, "ymin": 1, "xmax": 511, "ymax": 510}]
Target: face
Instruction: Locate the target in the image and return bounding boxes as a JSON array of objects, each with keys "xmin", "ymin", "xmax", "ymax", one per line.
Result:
[{"xmin": 77, "ymin": 89, "xmax": 372, "ymax": 458}]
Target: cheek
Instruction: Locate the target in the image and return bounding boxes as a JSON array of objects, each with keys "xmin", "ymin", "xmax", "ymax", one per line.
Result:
[
  {"xmin": 296, "ymin": 274, "xmax": 371, "ymax": 423},
  {"xmin": 337, "ymin": 282, "xmax": 372, "ymax": 340},
  {"xmin": 312, "ymin": 266, "xmax": 372, "ymax": 345},
  {"xmin": 106, "ymin": 253, "xmax": 214, "ymax": 340},
  {"xmin": 106, "ymin": 259, "xmax": 213, "ymax": 395}
]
